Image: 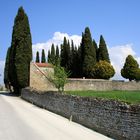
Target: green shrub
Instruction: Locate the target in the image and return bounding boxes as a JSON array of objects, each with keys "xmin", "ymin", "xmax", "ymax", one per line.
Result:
[
  {"xmin": 121, "ymin": 55, "xmax": 139, "ymax": 81},
  {"xmin": 91, "ymin": 60, "xmax": 115, "ymax": 79},
  {"xmin": 134, "ymin": 68, "xmax": 140, "ymax": 81},
  {"xmin": 48, "ymin": 66, "xmax": 69, "ymax": 92}
]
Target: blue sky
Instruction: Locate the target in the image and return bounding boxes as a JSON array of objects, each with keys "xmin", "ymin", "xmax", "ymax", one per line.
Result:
[{"xmin": 0, "ymin": 0, "xmax": 140, "ymax": 83}]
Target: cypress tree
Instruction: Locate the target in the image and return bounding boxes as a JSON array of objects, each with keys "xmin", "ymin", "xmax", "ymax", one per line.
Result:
[
  {"xmin": 82, "ymin": 27, "xmax": 96, "ymax": 78},
  {"xmin": 98, "ymin": 35, "xmax": 110, "ymax": 63},
  {"xmin": 48, "ymin": 50, "xmax": 51, "ymax": 63},
  {"xmin": 77, "ymin": 45, "xmax": 83, "ymax": 77},
  {"xmin": 66, "ymin": 40, "xmax": 71, "ymax": 70},
  {"xmin": 9, "ymin": 6, "xmax": 32, "ymax": 95},
  {"xmin": 60, "ymin": 37, "xmax": 67, "ymax": 68},
  {"xmin": 55, "ymin": 45, "xmax": 60, "ymax": 66},
  {"xmin": 35, "ymin": 51, "xmax": 40, "ymax": 63},
  {"xmin": 60, "ymin": 37, "xmax": 71, "ymax": 72},
  {"xmin": 4, "ymin": 47, "xmax": 11, "ymax": 90},
  {"xmin": 41, "ymin": 49, "xmax": 46, "ymax": 63},
  {"xmin": 69, "ymin": 40, "xmax": 75, "ymax": 77},
  {"xmin": 50, "ymin": 43, "xmax": 56, "ymax": 65}
]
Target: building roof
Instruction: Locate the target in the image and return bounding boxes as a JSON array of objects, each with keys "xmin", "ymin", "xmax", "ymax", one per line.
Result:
[{"xmin": 35, "ymin": 63, "xmax": 53, "ymax": 68}]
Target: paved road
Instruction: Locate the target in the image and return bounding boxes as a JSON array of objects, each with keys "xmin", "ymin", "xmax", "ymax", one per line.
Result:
[{"xmin": 0, "ymin": 92, "xmax": 112, "ymax": 140}]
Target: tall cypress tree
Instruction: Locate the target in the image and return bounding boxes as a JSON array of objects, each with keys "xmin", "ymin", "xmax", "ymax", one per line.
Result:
[
  {"xmin": 4, "ymin": 47, "xmax": 11, "ymax": 90},
  {"xmin": 41, "ymin": 49, "xmax": 46, "ymax": 63},
  {"xmin": 60, "ymin": 37, "xmax": 67, "ymax": 68},
  {"xmin": 55, "ymin": 45, "xmax": 60, "ymax": 66},
  {"xmin": 9, "ymin": 6, "xmax": 32, "ymax": 95},
  {"xmin": 69, "ymin": 40, "xmax": 75, "ymax": 77},
  {"xmin": 98, "ymin": 35, "xmax": 110, "ymax": 63},
  {"xmin": 60, "ymin": 37, "xmax": 71, "ymax": 71},
  {"xmin": 50, "ymin": 43, "xmax": 56, "ymax": 65},
  {"xmin": 93, "ymin": 39, "xmax": 98, "ymax": 61},
  {"xmin": 66, "ymin": 40, "xmax": 71, "ymax": 70},
  {"xmin": 35, "ymin": 51, "xmax": 40, "ymax": 63},
  {"xmin": 82, "ymin": 27, "xmax": 96, "ymax": 78},
  {"xmin": 48, "ymin": 50, "xmax": 51, "ymax": 63}
]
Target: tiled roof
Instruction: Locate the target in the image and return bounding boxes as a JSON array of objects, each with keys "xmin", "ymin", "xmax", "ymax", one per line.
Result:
[{"xmin": 35, "ymin": 63, "xmax": 53, "ymax": 68}]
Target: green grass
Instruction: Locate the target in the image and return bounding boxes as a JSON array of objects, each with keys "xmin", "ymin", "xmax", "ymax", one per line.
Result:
[{"xmin": 66, "ymin": 90, "xmax": 140, "ymax": 104}]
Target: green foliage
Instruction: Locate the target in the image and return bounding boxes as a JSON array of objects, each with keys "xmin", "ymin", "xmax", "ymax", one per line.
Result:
[
  {"xmin": 8, "ymin": 7, "xmax": 32, "ymax": 95},
  {"xmin": 134, "ymin": 69, "xmax": 140, "ymax": 81},
  {"xmin": 55, "ymin": 45, "xmax": 60, "ymax": 66},
  {"xmin": 121, "ymin": 55, "xmax": 139, "ymax": 81},
  {"xmin": 47, "ymin": 27, "xmax": 113, "ymax": 79},
  {"xmin": 48, "ymin": 44, "xmax": 60, "ymax": 66},
  {"xmin": 93, "ymin": 39, "xmax": 98, "ymax": 61},
  {"xmin": 41, "ymin": 49, "xmax": 46, "ymax": 63},
  {"xmin": 82, "ymin": 27, "xmax": 97, "ymax": 77},
  {"xmin": 4, "ymin": 47, "xmax": 11, "ymax": 90},
  {"xmin": 35, "ymin": 51, "xmax": 40, "ymax": 63},
  {"xmin": 49, "ymin": 66, "xmax": 69, "ymax": 92},
  {"xmin": 69, "ymin": 41, "xmax": 80, "ymax": 77},
  {"xmin": 49, "ymin": 44, "xmax": 56, "ymax": 65},
  {"xmin": 48, "ymin": 50, "xmax": 51, "ymax": 63},
  {"xmin": 98, "ymin": 35, "xmax": 110, "ymax": 63},
  {"xmin": 60, "ymin": 37, "xmax": 71, "ymax": 70},
  {"xmin": 66, "ymin": 90, "xmax": 140, "ymax": 104},
  {"xmin": 92, "ymin": 61, "xmax": 115, "ymax": 79}
]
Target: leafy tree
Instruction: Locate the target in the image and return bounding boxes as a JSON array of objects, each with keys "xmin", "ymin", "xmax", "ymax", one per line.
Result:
[
  {"xmin": 48, "ymin": 66, "xmax": 69, "ymax": 92},
  {"xmin": 98, "ymin": 35, "xmax": 110, "ymax": 63},
  {"xmin": 121, "ymin": 55, "xmax": 139, "ymax": 81},
  {"xmin": 134, "ymin": 69, "xmax": 140, "ymax": 81},
  {"xmin": 9, "ymin": 7, "xmax": 32, "ymax": 95},
  {"xmin": 35, "ymin": 51, "xmax": 40, "ymax": 63},
  {"xmin": 4, "ymin": 47, "xmax": 11, "ymax": 90},
  {"xmin": 41, "ymin": 49, "xmax": 46, "ymax": 63},
  {"xmin": 91, "ymin": 61, "xmax": 115, "ymax": 79},
  {"xmin": 82, "ymin": 27, "xmax": 96, "ymax": 77}
]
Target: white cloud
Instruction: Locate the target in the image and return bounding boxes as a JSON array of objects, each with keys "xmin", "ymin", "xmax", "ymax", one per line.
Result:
[
  {"xmin": 109, "ymin": 44, "xmax": 140, "ymax": 80},
  {"xmin": 0, "ymin": 60, "xmax": 5, "ymax": 85},
  {"xmin": 32, "ymin": 32, "xmax": 82, "ymax": 60}
]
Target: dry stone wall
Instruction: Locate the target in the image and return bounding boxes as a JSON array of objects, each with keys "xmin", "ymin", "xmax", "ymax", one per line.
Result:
[{"xmin": 21, "ymin": 88, "xmax": 140, "ymax": 140}]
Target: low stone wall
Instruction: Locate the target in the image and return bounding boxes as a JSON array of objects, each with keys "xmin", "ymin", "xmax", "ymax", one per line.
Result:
[
  {"xmin": 21, "ymin": 88, "xmax": 140, "ymax": 140},
  {"xmin": 30, "ymin": 63, "xmax": 140, "ymax": 91},
  {"xmin": 65, "ymin": 79, "xmax": 140, "ymax": 91}
]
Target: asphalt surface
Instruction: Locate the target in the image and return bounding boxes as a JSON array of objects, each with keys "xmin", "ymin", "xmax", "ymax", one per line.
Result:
[{"xmin": 0, "ymin": 92, "xmax": 112, "ymax": 140}]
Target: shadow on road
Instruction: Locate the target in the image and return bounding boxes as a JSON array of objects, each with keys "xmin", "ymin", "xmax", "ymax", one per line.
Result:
[{"xmin": 0, "ymin": 92, "xmax": 20, "ymax": 97}]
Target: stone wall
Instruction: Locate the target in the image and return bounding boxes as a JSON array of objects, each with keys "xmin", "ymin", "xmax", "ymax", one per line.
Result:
[
  {"xmin": 30, "ymin": 63, "xmax": 55, "ymax": 91},
  {"xmin": 30, "ymin": 63, "xmax": 140, "ymax": 91},
  {"xmin": 21, "ymin": 88, "xmax": 140, "ymax": 140},
  {"xmin": 66, "ymin": 79, "xmax": 140, "ymax": 91}
]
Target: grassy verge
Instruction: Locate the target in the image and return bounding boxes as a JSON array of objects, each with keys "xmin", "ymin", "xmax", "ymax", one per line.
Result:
[{"xmin": 66, "ymin": 90, "xmax": 140, "ymax": 104}]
